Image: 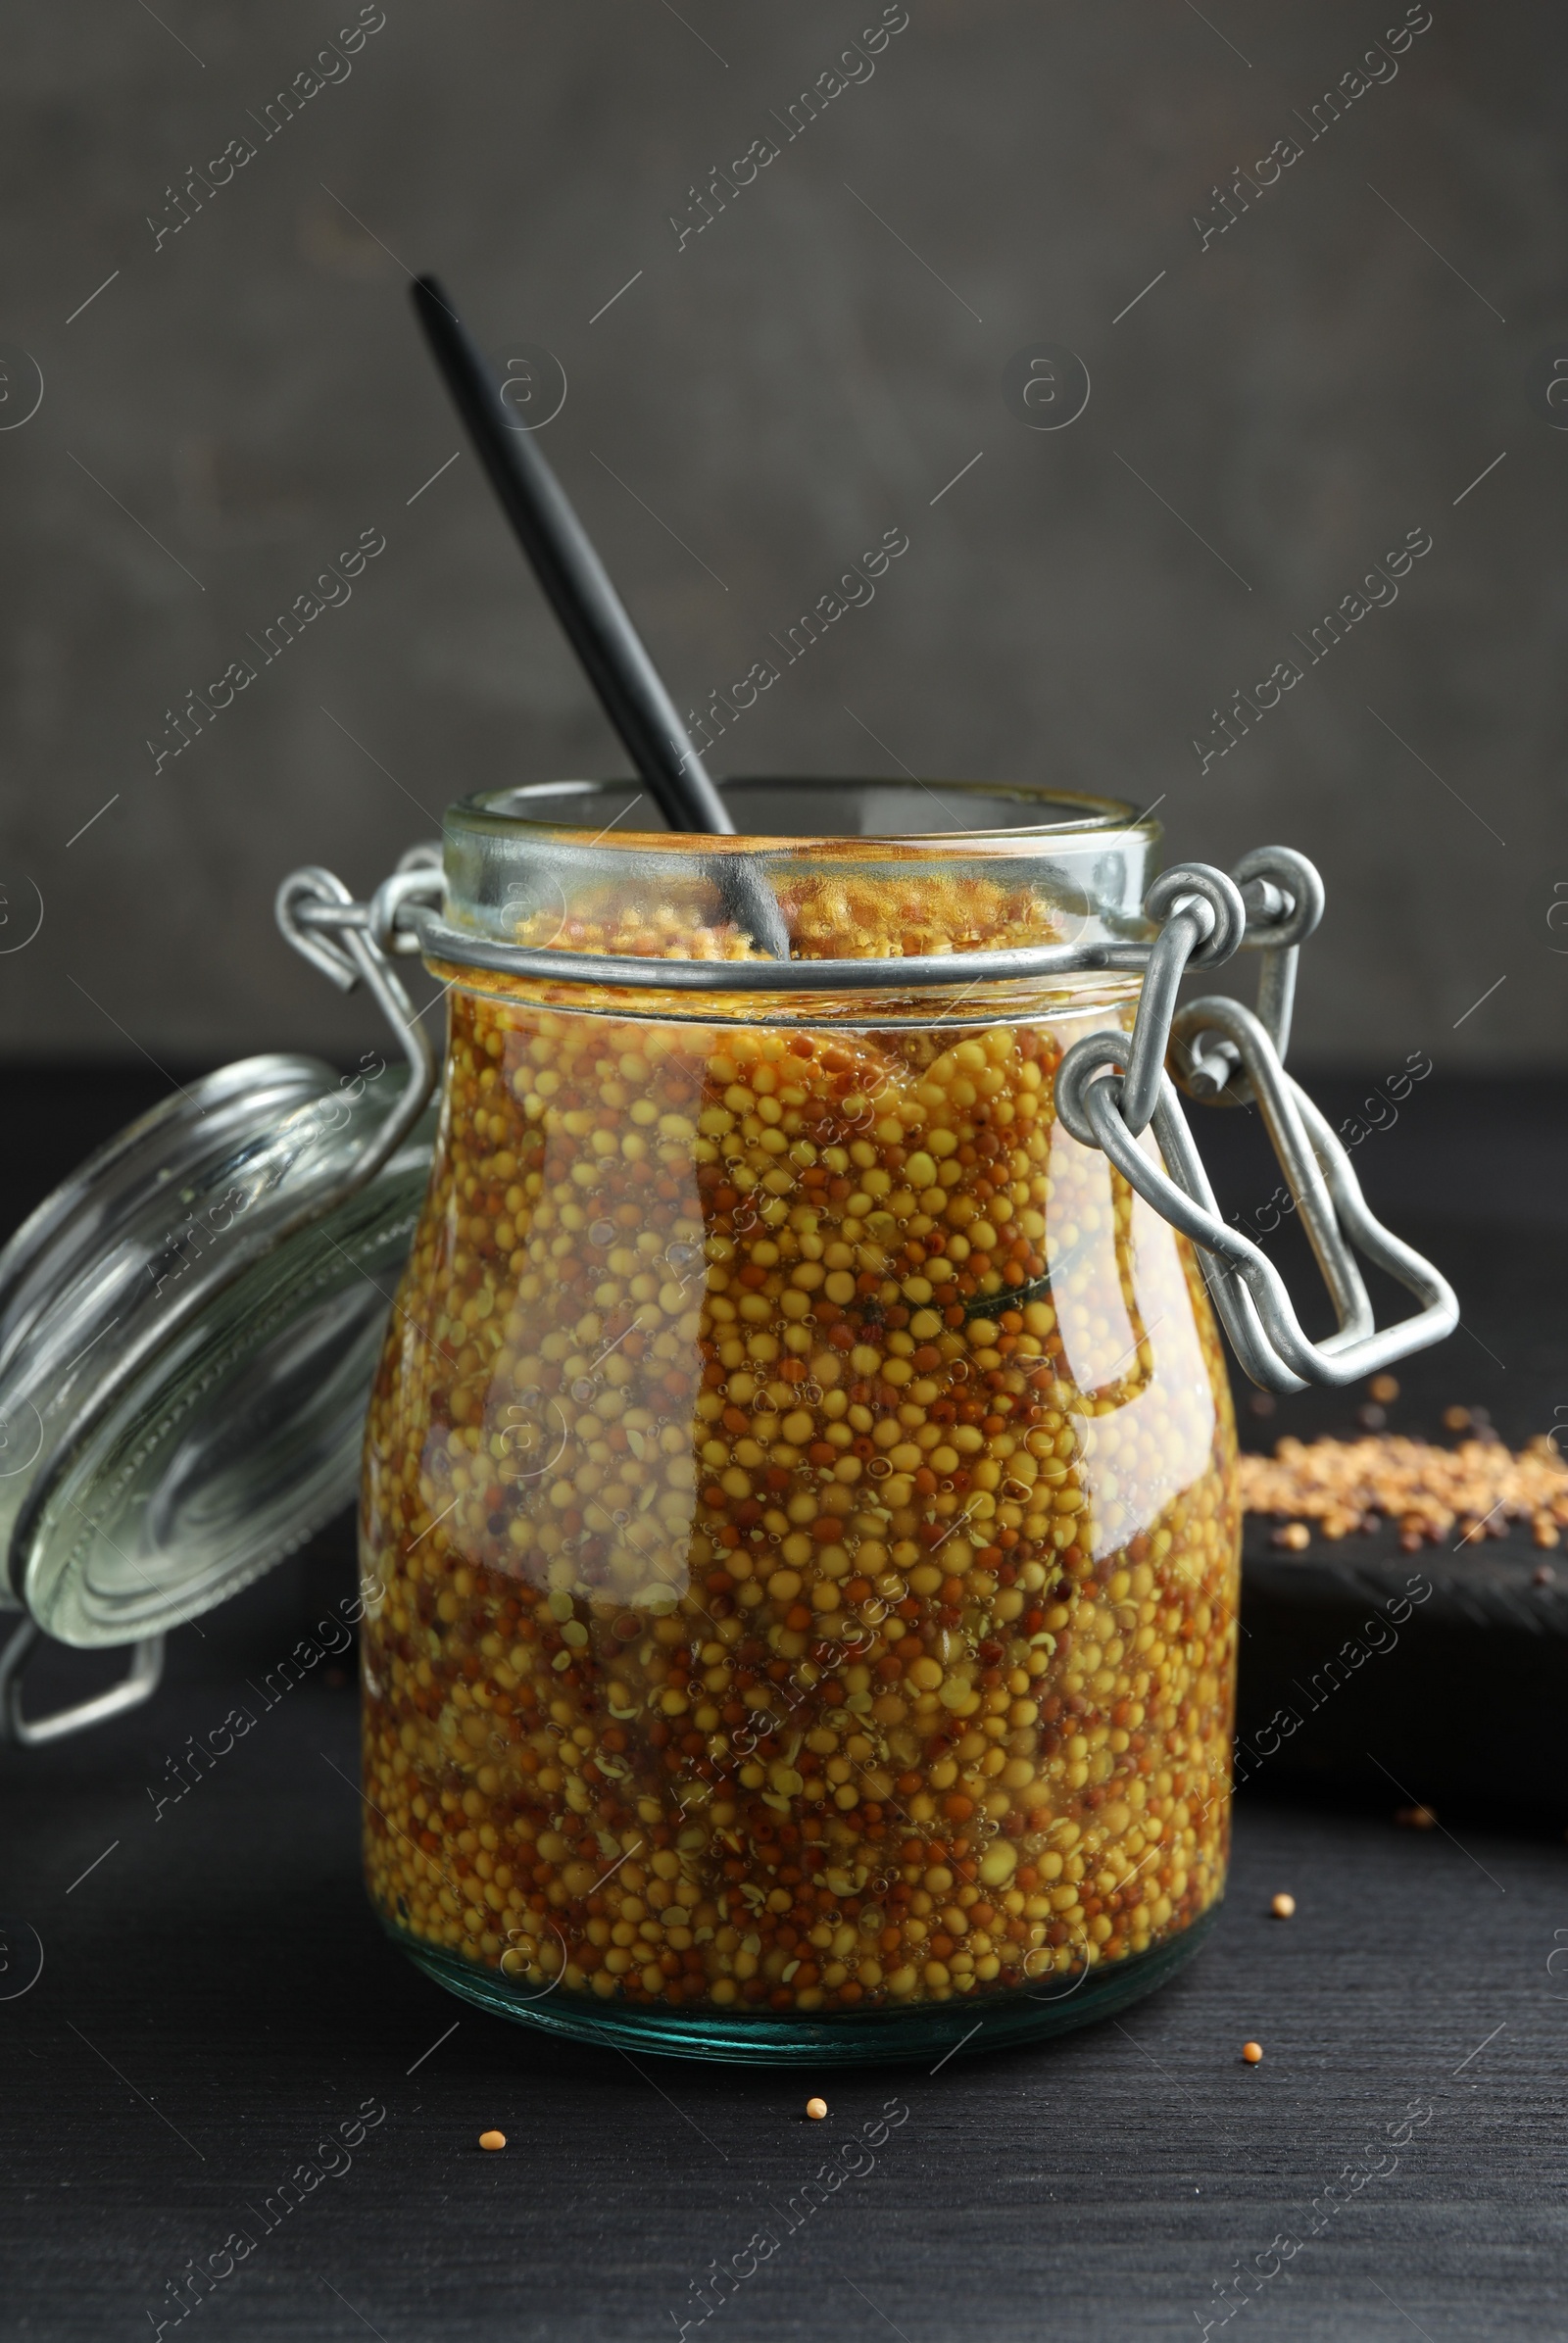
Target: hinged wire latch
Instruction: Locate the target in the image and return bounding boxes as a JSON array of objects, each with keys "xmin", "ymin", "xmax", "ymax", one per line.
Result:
[{"xmin": 1055, "ymin": 850, "xmax": 1456, "ymax": 1392}]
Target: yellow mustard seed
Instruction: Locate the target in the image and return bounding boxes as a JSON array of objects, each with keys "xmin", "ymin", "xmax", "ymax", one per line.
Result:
[{"xmin": 357, "ymin": 891, "xmax": 1241, "ymax": 2028}]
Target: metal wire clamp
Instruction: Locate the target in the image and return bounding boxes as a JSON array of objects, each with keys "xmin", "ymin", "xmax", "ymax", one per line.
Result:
[
  {"xmin": 1056, "ymin": 852, "xmax": 1457, "ymax": 1392},
  {"xmin": 1058, "ymin": 1032, "xmax": 1457, "ymax": 1393},
  {"xmin": 0, "ymin": 1620, "xmax": 165, "ymax": 1746}
]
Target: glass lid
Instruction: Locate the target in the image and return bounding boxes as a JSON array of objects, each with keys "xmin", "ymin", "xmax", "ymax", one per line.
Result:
[{"xmin": 0, "ymin": 1051, "xmax": 436, "ymax": 1650}]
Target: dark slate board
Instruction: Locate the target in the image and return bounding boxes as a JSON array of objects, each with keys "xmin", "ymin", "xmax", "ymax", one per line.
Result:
[{"xmin": 1236, "ymin": 1527, "xmax": 1568, "ymax": 1815}]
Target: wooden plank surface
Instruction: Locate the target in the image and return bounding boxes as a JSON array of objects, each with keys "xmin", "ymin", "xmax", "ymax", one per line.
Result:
[{"xmin": 3, "ymin": 1071, "xmax": 1565, "ymax": 2338}]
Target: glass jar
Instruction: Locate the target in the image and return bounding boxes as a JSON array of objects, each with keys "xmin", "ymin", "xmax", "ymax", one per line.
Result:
[{"xmin": 357, "ymin": 779, "xmax": 1242, "ymax": 2062}]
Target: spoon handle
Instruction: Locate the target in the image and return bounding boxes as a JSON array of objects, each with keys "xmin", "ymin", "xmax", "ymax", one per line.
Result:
[{"xmin": 411, "ymin": 274, "xmax": 732, "ymax": 838}]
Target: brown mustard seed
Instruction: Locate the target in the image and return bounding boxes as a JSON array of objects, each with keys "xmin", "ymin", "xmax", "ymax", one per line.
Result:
[
  {"xmin": 358, "ymin": 909, "xmax": 1240, "ymax": 2026},
  {"xmin": 1269, "ymin": 1892, "xmax": 1296, "ymax": 1919},
  {"xmin": 1241, "ymin": 1431, "xmax": 1568, "ymax": 1552},
  {"xmin": 478, "ymin": 2129, "xmax": 507, "ymax": 2151},
  {"xmin": 1368, "ymin": 1374, "xmax": 1399, "ymax": 1405},
  {"xmin": 1242, "ymin": 2040, "xmax": 1263, "ymax": 2064},
  {"xmin": 806, "ymin": 2097, "xmax": 828, "ymax": 2121}
]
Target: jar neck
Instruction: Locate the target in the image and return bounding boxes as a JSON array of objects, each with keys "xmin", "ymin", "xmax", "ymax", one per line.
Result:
[{"xmin": 439, "ymin": 778, "xmax": 1159, "ymax": 970}]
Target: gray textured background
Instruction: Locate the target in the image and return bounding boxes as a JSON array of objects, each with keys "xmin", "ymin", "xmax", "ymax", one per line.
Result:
[{"xmin": 1, "ymin": 0, "xmax": 1562, "ymax": 1069}]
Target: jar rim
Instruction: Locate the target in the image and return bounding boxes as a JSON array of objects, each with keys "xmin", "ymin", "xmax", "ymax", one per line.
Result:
[
  {"xmin": 428, "ymin": 776, "xmax": 1162, "ymax": 996},
  {"xmin": 448, "ymin": 775, "xmax": 1154, "ymax": 852}
]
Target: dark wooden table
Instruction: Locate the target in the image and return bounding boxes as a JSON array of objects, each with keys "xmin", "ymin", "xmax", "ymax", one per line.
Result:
[{"xmin": 4, "ymin": 1069, "xmax": 1566, "ymax": 2341}]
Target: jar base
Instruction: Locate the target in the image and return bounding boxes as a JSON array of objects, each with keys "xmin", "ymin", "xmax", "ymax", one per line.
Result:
[{"xmin": 385, "ymin": 1904, "xmax": 1219, "ymax": 2067}]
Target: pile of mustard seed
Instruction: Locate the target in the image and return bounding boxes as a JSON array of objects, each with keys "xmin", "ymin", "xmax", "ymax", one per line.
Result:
[{"xmin": 1240, "ymin": 1429, "xmax": 1568, "ymax": 1552}]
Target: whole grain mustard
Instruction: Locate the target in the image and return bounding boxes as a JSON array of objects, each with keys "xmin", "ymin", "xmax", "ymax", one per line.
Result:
[{"xmin": 359, "ymin": 884, "xmax": 1240, "ymax": 2028}]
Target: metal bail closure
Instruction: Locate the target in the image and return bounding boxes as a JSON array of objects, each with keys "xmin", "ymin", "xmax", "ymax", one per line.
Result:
[
  {"xmin": 1056, "ymin": 853, "xmax": 1457, "ymax": 1393},
  {"xmin": 0, "ymin": 851, "xmax": 444, "ymax": 1737},
  {"xmin": 0, "ymin": 1618, "xmax": 165, "ymax": 1746}
]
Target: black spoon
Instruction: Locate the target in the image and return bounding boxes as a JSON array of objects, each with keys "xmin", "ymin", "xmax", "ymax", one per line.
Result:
[{"xmin": 410, "ymin": 274, "xmax": 790, "ymax": 958}]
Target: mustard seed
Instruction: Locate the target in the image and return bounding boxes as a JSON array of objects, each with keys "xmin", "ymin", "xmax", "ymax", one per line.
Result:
[
  {"xmin": 806, "ymin": 2097, "xmax": 828, "ymax": 2121},
  {"xmin": 1269, "ymin": 1892, "xmax": 1295, "ymax": 1919},
  {"xmin": 1242, "ymin": 2040, "xmax": 1263, "ymax": 2064},
  {"xmin": 358, "ymin": 887, "xmax": 1240, "ymax": 2027},
  {"xmin": 1242, "ymin": 1431, "xmax": 1568, "ymax": 1551},
  {"xmin": 479, "ymin": 2129, "xmax": 507, "ymax": 2151}
]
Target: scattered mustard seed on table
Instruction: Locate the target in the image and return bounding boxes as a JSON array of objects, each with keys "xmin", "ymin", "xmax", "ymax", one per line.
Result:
[
  {"xmin": 1240, "ymin": 1431, "xmax": 1568, "ymax": 1551},
  {"xmin": 479, "ymin": 2129, "xmax": 507, "ymax": 2151},
  {"xmin": 806, "ymin": 2097, "xmax": 828, "ymax": 2121},
  {"xmin": 1269, "ymin": 1892, "xmax": 1295, "ymax": 1919},
  {"xmin": 1242, "ymin": 2041, "xmax": 1263, "ymax": 2065}
]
